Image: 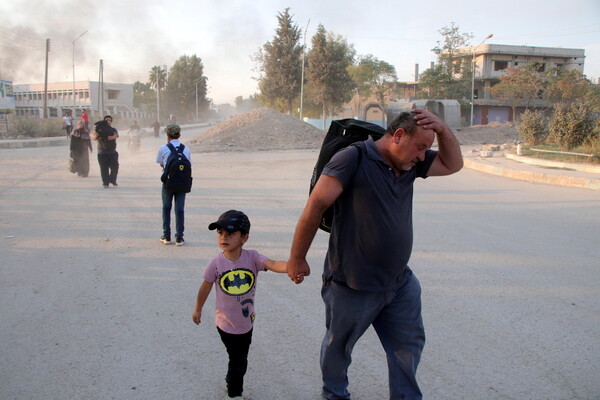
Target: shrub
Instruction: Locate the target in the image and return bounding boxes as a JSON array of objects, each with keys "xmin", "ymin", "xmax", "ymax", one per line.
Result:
[
  {"xmin": 518, "ymin": 109, "xmax": 547, "ymax": 145},
  {"xmin": 7, "ymin": 117, "xmax": 64, "ymax": 138},
  {"xmin": 548, "ymin": 102, "xmax": 595, "ymax": 150}
]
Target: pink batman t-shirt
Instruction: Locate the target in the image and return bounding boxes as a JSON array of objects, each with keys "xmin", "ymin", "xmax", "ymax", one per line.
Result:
[{"xmin": 203, "ymin": 249, "xmax": 269, "ymax": 334}]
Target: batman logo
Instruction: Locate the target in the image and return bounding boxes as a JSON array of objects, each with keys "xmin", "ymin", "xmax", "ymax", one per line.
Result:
[{"xmin": 219, "ymin": 268, "xmax": 255, "ymax": 296}]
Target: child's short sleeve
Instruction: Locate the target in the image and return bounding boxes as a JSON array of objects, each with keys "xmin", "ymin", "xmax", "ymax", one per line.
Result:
[{"xmin": 202, "ymin": 258, "xmax": 219, "ymax": 283}]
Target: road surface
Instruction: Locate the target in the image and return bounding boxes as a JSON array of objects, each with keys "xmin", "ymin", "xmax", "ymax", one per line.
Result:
[{"xmin": 1, "ymin": 135, "xmax": 599, "ymax": 399}]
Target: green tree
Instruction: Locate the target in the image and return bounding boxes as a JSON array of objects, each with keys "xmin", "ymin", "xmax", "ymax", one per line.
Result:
[
  {"xmin": 417, "ymin": 22, "xmax": 473, "ymax": 102},
  {"xmin": 148, "ymin": 66, "xmax": 167, "ymax": 120},
  {"xmin": 489, "ymin": 62, "xmax": 545, "ymax": 121},
  {"xmin": 235, "ymin": 95, "xmax": 260, "ymax": 113},
  {"xmin": 307, "ymin": 24, "xmax": 356, "ymax": 129},
  {"xmin": 544, "ymin": 68, "xmax": 600, "ymax": 112},
  {"xmin": 133, "ymin": 81, "xmax": 154, "ymax": 109},
  {"xmin": 432, "ymin": 22, "xmax": 473, "ymax": 78},
  {"xmin": 518, "ymin": 109, "xmax": 547, "ymax": 145},
  {"xmin": 417, "ymin": 63, "xmax": 450, "ymax": 98},
  {"xmin": 348, "ymin": 54, "xmax": 397, "ymax": 123},
  {"xmin": 164, "ymin": 54, "xmax": 208, "ymax": 121},
  {"xmin": 548, "ymin": 101, "xmax": 595, "ymax": 150},
  {"xmin": 148, "ymin": 66, "xmax": 167, "ymax": 93},
  {"xmin": 255, "ymin": 8, "xmax": 303, "ymax": 114}
]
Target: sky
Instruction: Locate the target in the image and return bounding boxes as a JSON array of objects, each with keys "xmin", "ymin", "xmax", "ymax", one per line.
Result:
[{"xmin": 1, "ymin": 0, "xmax": 599, "ymax": 105}]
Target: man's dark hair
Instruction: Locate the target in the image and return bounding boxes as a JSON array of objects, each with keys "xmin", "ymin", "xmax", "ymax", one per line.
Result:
[
  {"xmin": 104, "ymin": 115, "xmax": 113, "ymax": 121},
  {"xmin": 386, "ymin": 112, "xmax": 417, "ymax": 136}
]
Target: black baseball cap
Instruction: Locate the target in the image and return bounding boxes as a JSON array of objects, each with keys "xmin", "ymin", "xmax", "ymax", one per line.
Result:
[{"xmin": 208, "ymin": 210, "xmax": 251, "ymax": 234}]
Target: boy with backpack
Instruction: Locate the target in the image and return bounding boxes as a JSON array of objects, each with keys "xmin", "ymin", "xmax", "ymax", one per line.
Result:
[{"xmin": 156, "ymin": 124, "xmax": 192, "ymax": 246}]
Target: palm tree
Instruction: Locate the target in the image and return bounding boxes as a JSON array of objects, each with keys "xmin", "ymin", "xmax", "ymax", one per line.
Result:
[
  {"xmin": 149, "ymin": 66, "xmax": 166, "ymax": 121},
  {"xmin": 148, "ymin": 66, "xmax": 166, "ymax": 92}
]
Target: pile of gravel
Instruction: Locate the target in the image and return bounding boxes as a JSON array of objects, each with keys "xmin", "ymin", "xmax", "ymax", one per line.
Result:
[
  {"xmin": 189, "ymin": 108, "xmax": 325, "ymax": 152},
  {"xmin": 188, "ymin": 107, "xmax": 521, "ymax": 152},
  {"xmin": 455, "ymin": 122, "xmax": 520, "ymax": 145}
]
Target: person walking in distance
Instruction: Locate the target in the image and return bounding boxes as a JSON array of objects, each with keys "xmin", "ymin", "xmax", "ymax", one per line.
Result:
[
  {"xmin": 80, "ymin": 109, "xmax": 89, "ymax": 131},
  {"xmin": 287, "ymin": 109, "xmax": 464, "ymax": 400},
  {"xmin": 152, "ymin": 120, "xmax": 160, "ymax": 138},
  {"xmin": 69, "ymin": 120, "xmax": 92, "ymax": 177},
  {"xmin": 92, "ymin": 115, "xmax": 119, "ymax": 188},
  {"xmin": 156, "ymin": 124, "xmax": 191, "ymax": 246},
  {"xmin": 62, "ymin": 110, "xmax": 73, "ymax": 137}
]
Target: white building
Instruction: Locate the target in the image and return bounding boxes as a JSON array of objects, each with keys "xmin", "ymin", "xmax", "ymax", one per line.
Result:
[{"xmin": 13, "ymin": 81, "xmax": 149, "ymax": 120}]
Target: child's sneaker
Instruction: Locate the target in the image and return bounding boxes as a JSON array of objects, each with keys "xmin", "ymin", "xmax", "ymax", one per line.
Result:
[
  {"xmin": 175, "ymin": 237, "xmax": 185, "ymax": 246},
  {"xmin": 224, "ymin": 390, "xmax": 250, "ymax": 399},
  {"xmin": 160, "ymin": 235, "xmax": 171, "ymax": 245}
]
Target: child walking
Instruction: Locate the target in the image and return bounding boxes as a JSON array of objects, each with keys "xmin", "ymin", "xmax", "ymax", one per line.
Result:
[{"xmin": 193, "ymin": 210, "xmax": 287, "ymax": 400}]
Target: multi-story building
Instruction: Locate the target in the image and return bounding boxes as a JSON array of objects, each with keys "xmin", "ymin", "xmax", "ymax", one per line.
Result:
[
  {"xmin": 465, "ymin": 44, "xmax": 585, "ymax": 125},
  {"xmin": 12, "ymin": 81, "xmax": 149, "ymax": 120}
]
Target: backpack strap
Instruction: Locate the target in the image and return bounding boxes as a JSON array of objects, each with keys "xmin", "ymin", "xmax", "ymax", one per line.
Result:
[
  {"xmin": 349, "ymin": 141, "xmax": 366, "ymax": 177},
  {"xmin": 167, "ymin": 142, "xmax": 185, "ymax": 153}
]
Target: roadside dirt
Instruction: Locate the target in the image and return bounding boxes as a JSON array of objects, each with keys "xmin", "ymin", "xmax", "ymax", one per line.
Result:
[{"xmin": 188, "ymin": 108, "xmax": 521, "ymax": 152}]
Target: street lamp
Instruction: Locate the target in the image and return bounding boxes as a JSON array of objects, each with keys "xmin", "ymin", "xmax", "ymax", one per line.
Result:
[
  {"xmin": 72, "ymin": 30, "xmax": 88, "ymax": 111},
  {"xmin": 470, "ymin": 33, "xmax": 493, "ymax": 126},
  {"xmin": 299, "ymin": 18, "xmax": 310, "ymax": 121}
]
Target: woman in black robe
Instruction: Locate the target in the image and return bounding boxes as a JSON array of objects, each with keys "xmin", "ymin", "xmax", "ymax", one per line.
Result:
[{"xmin": 69, "ymin": 121, "xmax": 93, "ymax": 177}]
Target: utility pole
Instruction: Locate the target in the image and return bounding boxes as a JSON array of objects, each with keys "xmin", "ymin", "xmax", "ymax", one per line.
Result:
[
  {"xmin": 98, "ymin": 60, "xmax": 104, "ymax": 119},
  {"xmin": 43, "ymin": 38, "xmax": 50, "ymax": 119},
  {"xmin": 470, "ymin": 34, "xmax": 493, "ymax": 126},
  {"xmin": 299, "ymin": 18, "xmax": 310, "ymax": 121}
]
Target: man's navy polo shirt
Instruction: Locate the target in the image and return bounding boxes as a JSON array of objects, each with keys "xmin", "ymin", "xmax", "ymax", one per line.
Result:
[{"xmin": 322, "ymin": 136, "xmax": 437, "ymax": 291}]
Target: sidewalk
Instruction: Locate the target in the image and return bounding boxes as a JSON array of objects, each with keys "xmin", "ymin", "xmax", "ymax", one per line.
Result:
[{"xmin": 462, "ymin": 145, "xmax": 600, "ymax": 191}]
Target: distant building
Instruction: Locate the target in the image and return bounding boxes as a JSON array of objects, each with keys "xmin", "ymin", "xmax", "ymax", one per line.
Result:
[
  {"xmin": 461, "ymin": 44, "xmax": 585, "ymax": 125},
  {"xmin": 12, "ymin": 81, "xmax": 149, "ymax": 120},
  {"xmin": 390, "ymin": 45, "xmax": 586, "ymax": 126}
]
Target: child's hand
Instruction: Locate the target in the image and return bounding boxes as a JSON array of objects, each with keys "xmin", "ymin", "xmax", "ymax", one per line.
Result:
[{"xmin": 192, "ymin": 310, "xmax": 202, "ymax": 325}]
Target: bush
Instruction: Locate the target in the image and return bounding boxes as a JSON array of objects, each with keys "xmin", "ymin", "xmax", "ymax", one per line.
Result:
[
  {"xmin": 518, "ymin": 109, "xmax": 547, "ymax": 145},
  {"xmin": 7, "ymin": 117, "xmax": 64, "ymax": 138},
  {"xmin": 548, "ymin": 102, "xmax": 595, "ymax": 150}
]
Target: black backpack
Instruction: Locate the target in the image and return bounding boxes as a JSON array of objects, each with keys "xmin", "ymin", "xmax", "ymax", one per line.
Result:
[
  {"xmin": 94, "ymin": 120, "xmax": 112, "ymax": 141},
  {"xmin": 161, "ymin": 143, "xmax": 193, "ymax": 193},
  {"xmin": 310, "ymin": 119, "xmax": 386, "ymax": 232}
]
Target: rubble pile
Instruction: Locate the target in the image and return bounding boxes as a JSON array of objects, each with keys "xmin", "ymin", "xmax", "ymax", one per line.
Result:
[{"xmin": 188, "ymin": 108, "xmax": 520, "ymax": 152}]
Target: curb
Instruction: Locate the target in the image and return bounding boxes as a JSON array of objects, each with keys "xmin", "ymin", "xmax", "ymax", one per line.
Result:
[
  {"xmin": 0, "ymin": 137, "xmax": 69, "ymax": 149},
  {"xmin": 463, "ymin": 157, "xmax": 600, "ymax": 191},
  {"xmin": 505, "ymin": 153, "xmax": 600, "ymax": 174}
]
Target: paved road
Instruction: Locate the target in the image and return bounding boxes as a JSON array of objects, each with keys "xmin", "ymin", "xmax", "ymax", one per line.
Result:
[{"xmin": 1, "ymin": 136, "xmax": 599, "ymax": 400}]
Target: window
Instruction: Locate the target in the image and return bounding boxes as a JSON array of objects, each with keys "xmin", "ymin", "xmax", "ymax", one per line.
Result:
[
  {"xmin": 494, "ymin": 61, "xmax": 509, "ymax": 71},
  {"xmin": 107, "ymin": 90, "xmax": 119, "ymax": 100}
]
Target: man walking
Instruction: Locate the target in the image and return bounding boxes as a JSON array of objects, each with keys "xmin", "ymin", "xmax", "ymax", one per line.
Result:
[
  {"xmin": 156, "ymin": 124, "xmax": 191, "ymax": 246},
  {"xmin": 287, "ymin": 109, "xmax": 463, "ymax": 400},
  {"xmin": 92, "ymin": 115, "xmax": 119, "ymax": 188}
]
